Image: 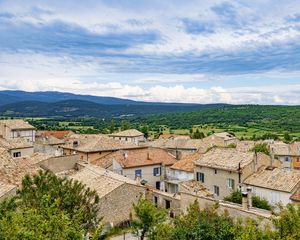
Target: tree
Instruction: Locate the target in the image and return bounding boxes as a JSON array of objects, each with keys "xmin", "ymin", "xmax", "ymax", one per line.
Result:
[
  {"xmin": 121, "ymin": 121, "xmax": 131, "ymax": 131},
  {"xmin": 272, "ymin": 204, "xmax": 300, "ymax": 239},
  {"xmin": 170, "ymin": 201, "xmax": 234, "ymax": 240},
  {"xmin": 0, "ymin": 197, "xmax": 83, "ymax": 240},
  {"xmin": 192, "ymin": 129, "xmax": 205, "ymax": 139},
  {"xmin": 233, "ymin": 218, "xmax": 272, "ymax": 240},
  {"xmin": 140, "ymin": 125, "xmax": 149, "ymax": 139},
  {"xmin": 131, "ymin": 198, "xmax": 167, "ymax": 240},
  {"xmin": 284, "ymin": 133, "xmax": 292, "ymax": 143},
  {"xmin": 224, "ymin": 190, "xmax": 271, "ymax": 210},
  {"xmin": 251, "ymin": 143, "xmax": 270, "ymax": 155},
  {"xmin": 17, "ymin": 170, "xmax": 100, "ymax": 232}
]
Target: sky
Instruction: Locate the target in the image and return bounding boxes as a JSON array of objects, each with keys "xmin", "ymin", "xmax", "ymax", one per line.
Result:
[{"xmin": 0, "ymin": 0, "xmax": 300, "ymax": 104}]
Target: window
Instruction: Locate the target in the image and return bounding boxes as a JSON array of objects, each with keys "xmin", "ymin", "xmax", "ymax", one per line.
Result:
[
  {"xmin": 135, "ymin": 169, "xmax": 142, "ymax": 178},
  {"xmin": 153, "ymin": 167, "xmax": 161, "ymax": 176},
  {"xmin": 155, "ymin": 181, "xmax": 161, "ymax": 190},
  {"xmin": 13, "ymin": 152, "xmax": 21, "ymax": 158},
  {"xmin": 297, "ymin": 157, "xmax": 300, "ymax": 163},
  {"xmin": 154, "ymin": 196, "xmax": 158, "ymax": 205},
  {"xmin": 214, "ymin": 185, "xmax": 220, "ymax": 196},
  {"xmin": 196, "ymin": 172, "xmax": 204, "ymax": 183},
  {"xmin": 227, "ymin": 178, "xmax": 235, "ymax": 189},
  {"xmin": 165, "ymin": 200, "xmax": 171, "ymax": 209},
  {"xmin": 285, "ymin": 156, "xmax": 290, "ymax": 162},
  {"xmin": 214, "ymin": 169, "xmax": 218, "ymax": 174}
]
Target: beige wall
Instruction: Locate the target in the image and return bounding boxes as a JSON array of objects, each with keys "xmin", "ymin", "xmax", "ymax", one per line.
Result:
[
  {"xmin": 194, "ymin": 166, "xmax": 240, "ymax": 199},
  {"xmin": 194, "ymin": 153, "xmax": 274, "ymax": 199},
  {"xmin": 63, "ymin": 148, "xmax": 112, "ymax": 163},
  {"xmin": 11, "ymin": 147, "xmax": 34, "ymax": 158},
  {"xmin": 122, "ymin": 164, "xmax": 165, "ymax": 188},
  {"xmin": 111, "ymin": 135, "xmax": 144, "ymax": 145},
  {"xmin": 98, "ymin": 183, "xmax": 145, "ymax": 226},
  {"xmin": 40, "ymin": 155, "xmax": 78, "ymax": 173}
]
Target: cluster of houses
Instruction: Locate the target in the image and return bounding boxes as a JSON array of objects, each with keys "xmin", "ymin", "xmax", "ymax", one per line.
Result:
[{"xmin": 0, "ymin": 119, "xmax": 299, "ymax": 228}]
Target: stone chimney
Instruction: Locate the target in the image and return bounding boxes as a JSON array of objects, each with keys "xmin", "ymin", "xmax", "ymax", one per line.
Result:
[
  {"xmin": 242, "ymin": 191, "xmax": 248, "ymax": 210},
  {"xmin": 246, "ymin": 187, "xmax": 252, "ymax": 209}
]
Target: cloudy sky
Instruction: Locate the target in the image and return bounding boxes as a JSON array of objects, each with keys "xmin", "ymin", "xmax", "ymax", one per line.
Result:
[{"xmin": 0, "ymin": 0, "xmax": 300, "ymax": 104}]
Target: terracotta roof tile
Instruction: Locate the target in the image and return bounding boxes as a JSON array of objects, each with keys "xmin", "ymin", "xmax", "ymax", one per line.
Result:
[
  {"xmin": 91, "ymin": 147, "xmax": 177, "ymax": 169},
  {"xmin": 244, "ymin": 168, "xmax": 300, "ymax": 193},
  {"xmin": 171, "ymin": 151, "xmax": 202, "ymax": 172},
  {"xmin": 63, "ymin": 134, "xmax": 139, "ymax": 152},
  {"xmin": 109, "ymin": 129, "xmax": 144, "ymax": 137},
  {"xmin": 0, "ymin": 119, "xmax": 35, "ymax": 130},
  {"xmin": 38, "ymin": 130, "xmax": 73, "ymax": 139},
  {"xmin": 194, "ymin": 148, "xmax": 260, "ymax": 171}
]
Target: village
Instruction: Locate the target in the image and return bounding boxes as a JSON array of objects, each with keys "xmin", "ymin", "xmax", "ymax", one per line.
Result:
[{"xmin": 0, "ymin": 118, "xmax": 299, "ymax": 233}]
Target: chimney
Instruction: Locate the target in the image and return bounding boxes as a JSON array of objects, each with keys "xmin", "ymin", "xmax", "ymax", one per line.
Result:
[
  {"xmin": 242, "ymin": 191, "xmax": 248, "ymax": 210},
  {"xmin": 270, "ymin": 147, "xmax": 274, "ymax": 168},
  {"xmin": 246, "ymin": 187, "xmax": 252, "ymax": 209},
  {"xmin": 123, "ymin": 151, "xmax": 128, "ymax": 159}
]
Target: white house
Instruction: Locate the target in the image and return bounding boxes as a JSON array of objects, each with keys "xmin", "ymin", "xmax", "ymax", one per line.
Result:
[
  {"xmin": 109, "ymin": 129, "xmax": 145, "ymax": 145},
  {"xmin": 244, "ymin": 167, "xmax": 300, "ymax": 206},
  {"xmin": 0, "ymin": 119, "xmax": 36, "ymax": 143}
]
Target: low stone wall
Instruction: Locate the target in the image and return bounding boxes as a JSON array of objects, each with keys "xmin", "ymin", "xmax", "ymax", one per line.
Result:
[
  {"xmin": 40, "ymin": 154, "xmax": 78, "ymax": 173},
  {"xmin": 180, "ymin": 192, "xmax": 272, "ymax": 227}
]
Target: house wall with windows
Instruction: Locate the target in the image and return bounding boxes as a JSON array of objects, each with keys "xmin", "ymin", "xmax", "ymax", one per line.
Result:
[
  {"xmin": 246, "ymin": 185, "xmax": 293, "ymax": 206},
  {"xmin": 10, "ymin": 146, "xmax": 34, "ymax": 158},
  {"xmin": 111, "ymin": 135, "xmax": 145, "ymax": 145},
  {"xmin": 121, "ymin": 164, "xmax": 168, "ymax": 189},
  {"xmin": 194, "ymin": 166, "xmax": 240, "ymax": 199}
]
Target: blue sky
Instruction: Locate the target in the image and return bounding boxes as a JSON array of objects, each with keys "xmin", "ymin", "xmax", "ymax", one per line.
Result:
[{"xmin": 0, "ymin": 0, "xmax": 300, "ymax": 104}]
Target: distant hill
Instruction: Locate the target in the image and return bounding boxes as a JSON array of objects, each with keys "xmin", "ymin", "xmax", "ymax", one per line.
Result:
[
  {"xmin": 0, "ymin": 99, "xmax": 228, "ymax": 118},
  {"xmin": 0, "ymin": 90, "xmax": 141, "ymax": 106}
]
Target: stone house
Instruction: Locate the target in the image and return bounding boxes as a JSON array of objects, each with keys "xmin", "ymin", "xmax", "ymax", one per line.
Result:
[
  {"xmin": 244, "ymin": 167, "xmax": 300, "ymax": 206},
  {"xmin": 90, "ymin": 147, "xmax": 177, "ymax": 190},
  {"xmin": 0, "ymin": 137, "xmax": 34, "ymax": 158},
  {"xmin": 62, "ymin": 134, "xmax": 139, "ymax": 163},
  {"xmin": 69, "ymin": 163, "xmax": 145, "ymax": 227},
  {"xmin": 203, "ymin": 132, "xmax": 238, "ymax": 147},
  {"xmin": 166, "ymin": 151, "xmax": 202, "ymax": 193},
  {"xmin": 0, "ymin": 119, "xmax": 36, "ymax": 142},
  {"xmin": 0, "ymin": 181, "xmax": 16, "ymax": 201},
  {"xmin": 270, "ymin": 142, "xmax": 300, "ymax": 169},
  {"xmin": 194, "ymin": 148, "xmax": 277, "ymax": 199},
  {"xmin": 34, "ymin": 135, "xmax": 65, "ymax": 156},
  {"xmin": 109, "ymin": 129, "xmax": 145, "ymax": 145}
]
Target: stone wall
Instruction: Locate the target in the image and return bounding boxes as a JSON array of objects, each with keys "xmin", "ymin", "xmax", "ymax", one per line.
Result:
[
  {"xmin": 180, "ymin": 191, "xmax": 272, "ymax": 227},
  {"xmin": 40, "ymin": 154, "xmax": 78, "ymax": 173},
  {"xmin": 98, "ymin": 183, "xmax": 145, "ymax": 227}
]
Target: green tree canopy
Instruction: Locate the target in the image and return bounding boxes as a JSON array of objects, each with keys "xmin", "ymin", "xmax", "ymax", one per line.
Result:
[{"xmin": 131, "ymin": 197, "xmax": 167, "ymax": 240}]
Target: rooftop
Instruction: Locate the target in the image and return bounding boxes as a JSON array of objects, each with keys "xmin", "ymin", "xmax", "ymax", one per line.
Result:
[
  {"xmin": 244, "ymin": 167, "xmax": 300, "ymax": 193},
  {"xmin": 0, "ymin": 149, "xmax": 51, "ymax": 185},
  {"xmin": 69, "ymin": 163, "xmax": 140, "ymax": 198},
  {"xmin": 91, "ymin": 147, "xmax": 177, "ymax": 169},
  {"xmin": 158, "ymin": 134, "xmax": 190, "ymax": 140},
  {"xmin": 0, "ymin": 119, "xmax": 35, "ymax": 130},
  {"xmin": 35, "ymin": 135, "xmax": 65, "ymax": 145},
  {"xmin": 0, "ymin": 137, "xmax": 33, "ymax": 150},
  {"xmin": 109, "ymin": 129, "xmax": 144, "ymax": 137},
  {"xmin": 213, "ymin": 132, "xmax": 237, "ymax": 140},
  {"xmin": 63, "ymin": 134, "xmax": 139, "ymax": 152},
  {"xmin": 170, "ymin": 151, "xmax": 202, "ymax": 172},
  {"xmin": 194, "ymin": 148, "xmax": 259, "ymax": 171},
  {"xmin": 0, "ymin": 181, "xmax": 16, "ymax": 198},
  {"xmin": 37, "ymin": 130, "xmax": 73, "ymax": 139},
  {"xmin": 179, "ymin": 180, "xmax": 213, "ymax": 197},
  {"xmin": 270, "ymin": 142, "xmax": 300, "ymax": 156},
  {"xmin": 145, "ymin": 138, "xmax": 211, "ymax": 152}
]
